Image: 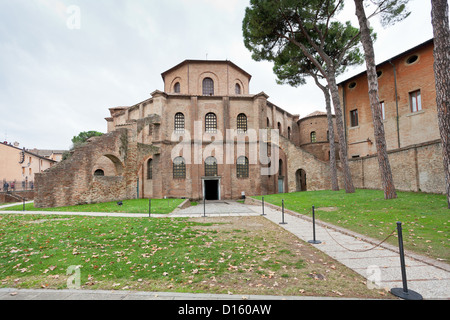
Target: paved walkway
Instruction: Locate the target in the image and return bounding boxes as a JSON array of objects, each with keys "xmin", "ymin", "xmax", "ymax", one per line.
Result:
[{"xmin": 1, "ymin": 200, "xmax": 449, "ymax": 300}]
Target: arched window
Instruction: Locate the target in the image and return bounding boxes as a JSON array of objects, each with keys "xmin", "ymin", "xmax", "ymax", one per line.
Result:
[
  {"xmin": 147, "ymin": 159, "xmax": 153, "ymax": 180},
  {"xmin": 236, "ymin": 156, "xmax": 249, "ymax": 178},
  {"xmin": 288, "ymin": 127, "xmax": 291, "ymax": 140},
  {"xmin": 237, "ymin": 113, "xmax": 247, "ymax": 133},
  {"xmin": 205, "ymin": 112, "xmax": 217, "ymax": 133},
  {"xmin": 173, "ymin": 157, "xmax": 186, "ymax": 179},
  {"xmin": 278, "ymin": 159, "xmax": 283, "ymax": 176},
  {"xmin": 174, "ymin": 82, "xmax": 181, "ymax": 93},
  {"xmin": 94, "ymin": 169, "xmax": 105, "ymax": 176},
  {"xmin": 174, "ymin": 112, "xmax": 185, "ymax": 133},
  {"xmin": 277, "ymin": 122, "xmax": 282, "ymax": 133},
  {"xmin": 267, "ymin": 118, "xmax": 270, "ymax": 128},
  {"xmin": 235, "ymin": 83, "xmax": 241, "ymax": 94},
  {"xmin": 205, "ymin": 156, "xmax": 218, "ymax": 176},
  {"xmin": 202, "ymin": 78, "xmax": 214, "ymax": 95},
  {"xmin": 310, "ymin": 131, "xmax": 317, "ymax": 143}
]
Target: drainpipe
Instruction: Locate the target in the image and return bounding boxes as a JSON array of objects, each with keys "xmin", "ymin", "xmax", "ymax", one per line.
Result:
[{"xmin": 389, "ymin": 59, "xmax": 401, "ymax": 149}]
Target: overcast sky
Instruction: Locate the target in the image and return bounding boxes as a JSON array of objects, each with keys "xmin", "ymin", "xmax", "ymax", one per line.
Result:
[{"xmin": 0, "ymin": 0, "xmax": 434, "ymax": 150}]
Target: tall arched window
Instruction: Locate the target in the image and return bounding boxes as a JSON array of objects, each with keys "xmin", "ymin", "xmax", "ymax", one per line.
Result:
[
  {"xmin": 174, "ymin": 82, "xmax": 181, "ymax": 93},
  {"xmin": 235, "ymin": 83, "xmax": 241, "ymax": 94},
  {"xmin": 202, "ymin": 78, "xmax": 214, "ymax": 95},
  {"xmin": 310, "ymin": 131, "xmax": 317, "ymax": 143},
  {"xmin": 237, "ymin": 113, "xmax": 247, "ymax": 133},
  {"xmin": 205, "ymin": 156, "xmax": 218, "ymax": 176},
  {"xmin": 278, "ymin": 159, "xmax": 283, "ymax": 176},
  {"xmin": 205, "ymin": 112, "xmax": 217, "ymax": 133},
  {"xmin": 288, "ymin": 127, "xmax": 291, "ymax": 140},
  {"xmin": 236, "ymin": 156, "xmax": 249, "ymax": 178},
  {"xmin": 147, "ymin": 159, "xmax": 153, "ymax": 180},
  {"xmin": 174, "ymin": 112, "xmax": 185, "ymax": 133},
  {"xmin": 173, "ymin": 157, "xmax": 186, "ymax": 179}
]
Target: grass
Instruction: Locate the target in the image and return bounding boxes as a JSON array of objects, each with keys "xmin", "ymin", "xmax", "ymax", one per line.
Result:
[
  {"xmin": 0, "ymin": 215, "xmax": 390, "ymax": 298},
  {"xmin": 2, "ymin": 198, "xmax": 185, "ymax": 215},
  {"xmin": 253, "ymin": 189, "xmax": 449, "ymax": 262}
]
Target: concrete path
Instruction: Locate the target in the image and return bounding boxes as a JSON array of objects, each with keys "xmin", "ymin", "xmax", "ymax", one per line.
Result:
[
  {"xmin": 243, "ymin": 201, "xmax": 450, "ymax": 300},
  {"xmin": 1, "ymin": 200, "xmax": 449, "ymax": 300}
]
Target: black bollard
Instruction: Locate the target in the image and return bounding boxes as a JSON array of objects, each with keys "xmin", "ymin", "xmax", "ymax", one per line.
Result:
[
  {"xmin": 261, "ymin": 197, "xmax": 266, "ymax": 216},
  {"xmin": 203, "ymin": 196, "xmax": 206, "ymax": 218},
  {"xmin": 23, "ymin": 198, "xmax": 26, "ymax": 212},
  {"xmin": 390, "ymin": 222, "xmax": 422, "ymax": 300},
  {"xmin": 308, "ymin": 205, "xmax": 321, "ymax": 244},
  {"xmin": 149, "ymin": 198, "xmax": 151, "ymax": 218},
  {"xmin": 279, "ymin": 199, "xmax": 287, "ymax": 224}
]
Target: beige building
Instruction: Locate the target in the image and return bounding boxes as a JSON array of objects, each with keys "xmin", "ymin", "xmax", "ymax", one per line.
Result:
[{"xmin": 1, "ymin": 142, "xmax": 56, "ymax": 191}]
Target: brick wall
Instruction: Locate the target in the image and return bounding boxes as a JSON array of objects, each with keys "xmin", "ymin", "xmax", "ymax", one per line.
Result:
[{"xmin": 349, "ymin": 140, "xmax": 445, "ymax": 194}]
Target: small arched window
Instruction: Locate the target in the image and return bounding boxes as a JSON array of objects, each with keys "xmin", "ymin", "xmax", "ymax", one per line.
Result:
[
  {"xmin": 94, "ymin": 169, "xmax": 105, "ymax": 177},
  {"xmin": 147, "ymin": 159, "xmax": 153, "ymax": 180},
  {"xmin": 311, "ymin": 131, "xmax": 317, "ymax": 143},
  {"xmin": 173, "ymin": 157, "xmax": 186, "ymax": 179},
  {"xmin": 205, "ymin": 156, "xmax": 218, "ymax": 176},
  {"xmin": 288, "ymin": 127, "xmax": 291, "ymax": 140},
  {"xmin": 237, "ymin": 156, "xmax": 249, "ymax": 178},
  {"xmin": 202, "ymin": 78, "xmax": 214, "ymax": 95},
  {"xmin": 278, "ymin": 159, "xmax": 283, "ymax": 176},
  {"xmin": 235, "ymin": 83, "xmax": 241, "ymax": 94},
  {"xmin": 237, "ymin": 113, "xmax": 247, "ymax": 133},
  {"xmin": 205, "ymin": 112, "xmax": 217, "ymax": 133},
  {"xmin": 174, "ymin": 112, "xmax": 185, "ymax": 133},
  {"xmin": 174, "ymin": 82, "xmax": 181, "ymax": 93}
]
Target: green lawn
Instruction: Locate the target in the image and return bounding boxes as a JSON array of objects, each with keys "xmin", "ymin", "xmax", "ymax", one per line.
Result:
[
  {"xmin": 253, "ymin": 189, "xmax": 449, "ymax": 262},
  {"xmin": 2, "ymin": 198, "xmax": 185, "ymax": 215},
  {"xmin": 0, "ymin": 214, "xmax": 389, "ymax": 298}
]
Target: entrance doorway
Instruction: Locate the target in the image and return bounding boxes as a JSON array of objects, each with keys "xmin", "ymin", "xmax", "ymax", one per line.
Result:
[
  {"xmin": 278, "ymin": 177, "xmax": 284, "ymax": 193},
  {"xmin": 296, "ymin": 169, "xmax": 307, "ymax": 191},
  {"xmin": 203, "ymin": 178, "xmax": 220, "ymax": 200}
]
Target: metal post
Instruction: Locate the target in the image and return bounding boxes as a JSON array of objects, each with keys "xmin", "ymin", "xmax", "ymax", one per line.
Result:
[
  {"xmin": 203, "ymin": 196, "xmax": 206, "ymax": 218},
  {"xmin": 261, "ymin": 197, "xmax": 266, "ymax": 216},
  {"xmin": 308, "ymin": 205, "xmax": 321, "ymax": 244},
  {"xmin": 279, "ymin": 199, "xmax": 287, "ymax": 224},
  {"xmin": 149, "ymin": 198, "xmax": 151, "ymax": 218},
  {"xmin": 23, "ymin": 198, "xmax": 25, "ymax": 212},
  {"xmin": 390, "ymin": 222, "xmax": 422, "ymax": 300}
]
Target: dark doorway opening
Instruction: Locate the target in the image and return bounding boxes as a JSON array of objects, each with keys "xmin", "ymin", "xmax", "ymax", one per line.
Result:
[
  {"xmin": 296, "ymin": 169, "xmax": 307, "ymax": 191},
  {"xmin": 204, "ymin": 180, "xmax": 219, "ymax": 200}
]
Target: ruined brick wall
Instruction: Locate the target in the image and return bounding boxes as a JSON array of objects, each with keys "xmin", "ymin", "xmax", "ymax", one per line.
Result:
[
  {"xmin": 349, "ymin": 140, "xmax": 445, "ymax": 194},
  {"xmin": 34, "ymin": 126, "xmax": 160, "ymax": 208}
]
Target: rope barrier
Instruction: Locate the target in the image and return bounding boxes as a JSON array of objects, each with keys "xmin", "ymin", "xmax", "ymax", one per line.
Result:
[{"xmin": 322, "ymin": 224, "xmax": 397, "ymax": 253}]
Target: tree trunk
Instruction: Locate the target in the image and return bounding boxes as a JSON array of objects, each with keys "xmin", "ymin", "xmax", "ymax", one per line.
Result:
[
  {"xmin": 311, "ymin": 73, "xmax": 339, "ymax": 191},
  {"xmin": 354, "ymin": 0, "xmax": 397, "ymax": 200},
  {"xmin": 431, "ymin": 0, "xmax": 450, "ymax": 209},
  {"xmin": 324, "ymin": 86, "xmax": 340, "ymax": 191},
  {"xmin": 327, "ymin": 73, "xmax": 355, "ymax": 194}
]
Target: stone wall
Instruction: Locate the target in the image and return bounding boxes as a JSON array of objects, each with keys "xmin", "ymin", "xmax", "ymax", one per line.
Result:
[
  {"xmin": 34, "ymin": 127, "xmax": 160, "ymax": 208},
  {"xmin": 349, "ymin": 140, "xmax": 445, "ymax": 194}
]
